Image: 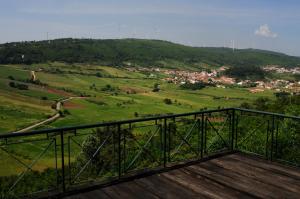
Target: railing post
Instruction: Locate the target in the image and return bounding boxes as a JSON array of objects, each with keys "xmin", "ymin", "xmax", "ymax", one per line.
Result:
[
  {"xmin": 266, "ymin": 120, "xmax": 270, "ymax": 160},
  {"xmin": 275, "ymin": 119, "xmax": 279, "ymax": 159},
  {"xmin": 163, "ymin": 118, "xmax": 167, "ymax": 168},
  {"xmin": 60, "ymin": 131, "xmax": 66, "ymax": 192},
  {"xmin": 118, "ymin": 124, "xmax": 121, "ymax": 178},
  {"xmin": 201, "ymin": 113, "xmax": 204, "ymax": 159},
  {"xmin": 235, "ymin": 114, "xmax": 239, "ymax": 149},
  {"xmin": 231, "ymin": 109, "xmax": 235, "ymax": 151},
  {"xmin": 197, "ymin": 118, "xmax": 200, "ymax": 158},
  {"xmin": 204, "ymin": 117, "xmax": 207, "ymax": 155},
  {"xmin": 271, "ymin": 116, "xmax": 275, "ymax": 161}
]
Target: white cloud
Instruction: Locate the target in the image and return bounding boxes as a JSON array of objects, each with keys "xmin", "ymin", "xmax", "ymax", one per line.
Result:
[{"xmin": 255, "ymin": 24, "xmax": 278, "ymax": 38}]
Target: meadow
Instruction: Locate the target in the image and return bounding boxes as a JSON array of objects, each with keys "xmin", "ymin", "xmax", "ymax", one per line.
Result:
[
  {"xmin": 0, "ymin": 63, "xmax": 288, "ymax": 198},
  {"xmin": 0, "ymin": 63, "xmax": 275, "ymax": 133}
]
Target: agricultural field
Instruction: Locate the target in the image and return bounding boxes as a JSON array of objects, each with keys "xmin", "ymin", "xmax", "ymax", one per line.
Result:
[{"xmin": 0, "ymin": 63, "xmax": 274, "ymax": 134}]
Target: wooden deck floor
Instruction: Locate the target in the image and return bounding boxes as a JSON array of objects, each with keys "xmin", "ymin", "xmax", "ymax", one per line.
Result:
[{"xmin": 65, "ymin": 153, "xmax": 300, "ymax": 199}]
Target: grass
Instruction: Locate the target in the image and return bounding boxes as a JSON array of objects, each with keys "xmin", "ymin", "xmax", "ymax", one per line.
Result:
[
  {"xmin": 0, "ymin": 63, "xmax": 276, "ymax": 132},
  {"xmin": 0, "ymin": 63, "xmax": 278, "ymax": 183}
]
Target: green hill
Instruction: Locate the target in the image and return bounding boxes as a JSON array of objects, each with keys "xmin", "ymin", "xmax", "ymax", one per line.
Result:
[{"xmin": 0, "ymin": 38, "xmax": 300, "ymax": 68}]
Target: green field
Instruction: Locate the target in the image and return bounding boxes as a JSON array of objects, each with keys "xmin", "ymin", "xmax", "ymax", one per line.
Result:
[
  {"xmin": 0, "ymin": 63, "xmax": 293, "ymax": 197},
  {"xmin": 0, "ymin": 63, "xmax": 274, "ymax": 133}
]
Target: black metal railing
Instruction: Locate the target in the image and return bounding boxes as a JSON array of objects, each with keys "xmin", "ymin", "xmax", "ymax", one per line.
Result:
[{"xmin": 0, "ymin": 108, "xmax": 299, "ymax": 198}]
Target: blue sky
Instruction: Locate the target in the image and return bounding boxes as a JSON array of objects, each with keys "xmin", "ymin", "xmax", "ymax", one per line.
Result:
[{"xmin": 1, "ymin": 0, "xmax": 300, "ymax": 56}]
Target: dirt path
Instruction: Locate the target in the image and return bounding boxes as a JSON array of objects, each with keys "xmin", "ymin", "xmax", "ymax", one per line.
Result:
[{"xmin": 15, "ymin": 97, "xmax": 86, "ymax": 133}]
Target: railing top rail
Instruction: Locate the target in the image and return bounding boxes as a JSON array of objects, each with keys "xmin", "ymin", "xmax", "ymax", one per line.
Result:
[
  {"xmin": 235, "ymin": 108, "xmax": 300, "ymax": 120},
  {"xmin": 0, "ymin": 107, "xmax": 299, "ymax": 139},
  {"xmin": 0, "ymin": 108, "xmax": 233, "ymax": 139}
]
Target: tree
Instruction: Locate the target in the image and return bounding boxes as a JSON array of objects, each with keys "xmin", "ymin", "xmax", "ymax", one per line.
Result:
[
  {"xmin": 163, "ymin": 98, "xmax": 172, "ymax": 105},
  {"xmin": 152, "ymin": 83, "xmax": 160, "ymax": 92},
  {"xmin": 9, "ymin": 82, "xmax": 16, "ymax": 88}
]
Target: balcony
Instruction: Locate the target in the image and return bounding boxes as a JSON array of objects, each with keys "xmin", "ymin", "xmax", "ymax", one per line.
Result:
[
  {"xmin": 64, "ymin": 152, "xmax": 300, "ymax": 199},
  {"xmin": 0, "ymin": 108, "xmax": 299, "ymax": 198}
]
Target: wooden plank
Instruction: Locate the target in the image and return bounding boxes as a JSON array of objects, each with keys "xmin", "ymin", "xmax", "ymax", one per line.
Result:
[
  {"xmin": 102, "ymin": 180, "xmax": 159, "ymax": 199},
  {"xmin": 162, "ymin": 169, "xmax": 254, "ymax": 199},
  {"xmin": 211, "ymin": 155, "xmax": 300, "ymax": 194},
  {"xmin": 135, "ymin": 174, "xmax": 202, "ymax": 199},
  {"xmin": 65, "ymin": 189, "xmax": 111, "ymax": 199},
  {"xmin": 64, "ymin": 153, "xmax": 300, "ymax": 199},
  {"xmin": 188, "ymin": 161, "xmax": 299, "ymax": 198},
  {"xmin": 228, "ymin": 153, "xmax": 300, "ymax": 179}
]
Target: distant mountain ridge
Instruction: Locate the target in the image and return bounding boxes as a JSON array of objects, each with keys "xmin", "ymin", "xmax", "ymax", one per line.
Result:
[{"xmin": 0, "ymin": 38, "xmax": 299, "ymax": 68}]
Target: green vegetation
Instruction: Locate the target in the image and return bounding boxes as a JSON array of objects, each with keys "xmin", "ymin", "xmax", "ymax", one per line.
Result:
[
  {"xmin": 225, "ymin": 65, "xmax": 266, "ymax": 80},
  {"xmin": 9, "ymin": 82, "xmax": 29, "ymax": 90},
  {"xmin": 1, "ymin": 39, "xmax": 300, "ymax": 68},
  {"xmin": 180, "ymin": 82, "xmax": 210, "ymax": 90},
  {"xmin": 240, "ymin": 92, "xmax": 300, "ymax": 115},
  {"xmin": 0, "ymin": 63, "xmax": 276, "ymax": 133},
  {"xmin": 0, "ymin": 39, "xmax": 299, "ymax": 198}
]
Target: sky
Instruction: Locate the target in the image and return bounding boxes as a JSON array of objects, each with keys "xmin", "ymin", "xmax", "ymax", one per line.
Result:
[{"xmin": 1, "ymin": 0, "xmax": 300, "ymax": 56}]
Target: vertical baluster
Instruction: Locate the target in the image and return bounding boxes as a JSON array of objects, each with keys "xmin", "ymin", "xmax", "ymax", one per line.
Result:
[
  {"xmin": 266, "ymin": 119, "xmax": 270, "ymax": 160},
  {"xmin": 197, "ymin": 118, "xmax": 200, "ymax": 158},
  {"xmin": 54, "ymin": 137, "xmax": 59, "ymax": 189},
  {"xmin": 201, "ymin": 113, "xmax": 204, "ymax": 159},
  {"xmin": 231, "ymin": 109, "xmax": 235, "ymax": 151},
  {"xmin": 275, "ymin": 119, "xmax": 279, "ymax": 159},
  {"xmin": 271, "ymin": 116, "xmax": 275, "ymax": 161},
  {"xmin": 60, "ymin": 131, "xmax": 66, "ymax": 192},
  {"xmin": 67, "ymin": 135, "xmax": 71, "ymax": 185},
  {"xmin": 163, "ymin": 118, "xmax": 167, "ymax": 168},
  {"xmin": 235, "ymin": 114, "xmax": 239, "ymax": 149},
  {"xmin": 118, "ymin": 124, "xmax": 121, "ymax": 178}
]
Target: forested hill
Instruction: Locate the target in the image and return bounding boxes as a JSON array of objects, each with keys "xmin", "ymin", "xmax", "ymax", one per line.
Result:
[{"xmin": 0, "ymin": 38, "xmax": 300, "ymax": 68}]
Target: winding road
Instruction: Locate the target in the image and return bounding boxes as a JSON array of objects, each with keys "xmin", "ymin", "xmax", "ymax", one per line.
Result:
[{"xmin": 15, "ymin": 97, "xmax": 86, "ymax": 133}]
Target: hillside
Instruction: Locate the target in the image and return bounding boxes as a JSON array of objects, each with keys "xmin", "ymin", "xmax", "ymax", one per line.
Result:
[{"xmin": 0, "ymin": 38, "xmax": 300, "ymax": 68}]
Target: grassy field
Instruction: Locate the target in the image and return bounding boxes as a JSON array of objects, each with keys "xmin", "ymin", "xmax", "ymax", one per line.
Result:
[
  {"xmin": 0, "ymin": 63, "xmax": 275, "ymax": 133},
  {"xmin": 0, "ymin": 62, "xmax": 277, "ymax": 184}
]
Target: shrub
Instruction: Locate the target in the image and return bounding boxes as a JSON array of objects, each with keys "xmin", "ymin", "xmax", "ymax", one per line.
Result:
[
  {"xmin": 9, "ymin": 82, "xmax": 29, "ymax": 90},
  {"xmin": 180, "ymin": 82, "xmax": 208, "ymax": 90},
  {"xmin": 163, "ymin": 98, "xmax": 172, "ymax": 105},
  {"xmin": 96, "ymin": 72, "xmax": 102, "ymax": 77},
  {"xmin": 41, "ymin": 96, "xmax": 48, "ymax": 100},
  {"xmin": 152, "ymin": 83, "xmax": 160, "ymax": 92}
]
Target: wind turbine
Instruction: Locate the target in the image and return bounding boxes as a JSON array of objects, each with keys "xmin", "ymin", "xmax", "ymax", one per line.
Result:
[{"xmin": 231, "ymin": 40, "xmax": 235, "ymax": 52}]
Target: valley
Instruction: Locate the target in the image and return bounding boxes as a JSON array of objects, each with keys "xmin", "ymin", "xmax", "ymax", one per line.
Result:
[{"xmin": 0, "ymin": 63, "xmax": 275, "ymax": 134}]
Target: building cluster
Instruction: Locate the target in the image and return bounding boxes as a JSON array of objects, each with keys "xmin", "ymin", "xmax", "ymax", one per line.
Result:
[
  {"xmin": 125, "ymin": 66, "xmax": 300, "ymax": 94},
  {"xmin": 263, "ymin": 65, "xmax": 300, "ymax": 74},
  {"xmin": 162, "ymin": 66, "xmax": 234, "ymax": 85}
]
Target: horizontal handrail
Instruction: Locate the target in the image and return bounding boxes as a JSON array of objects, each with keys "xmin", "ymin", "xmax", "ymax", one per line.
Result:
[{"xmin": 234, "ymin": 108, "xmax": 300, "ymax": 120}]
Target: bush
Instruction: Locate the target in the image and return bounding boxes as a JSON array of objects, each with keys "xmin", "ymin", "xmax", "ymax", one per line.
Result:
[
  {"xmin": 96, "ymin": 72, "xmax": 102, "ymax": 77},
  {"xmin": 9, "ymin": 82, "xmax": 16, "ymax": 88},
  {"xmin": 152, "ymin": 83, "xmax": 160, "ymax": 92},
  {"xmin": 134, "ymin": 112, "xmax": 139, "ymax": 117},
  {"xmin": 41, "ymin": 96, "xmax": 48, "ymax": 100},
  {"xmin": 180, "ymin": 82, "xmax": 208, "ymax": 90},
  {"xmin": 225, "ymin": 65, "xmax": 265, "ymax": 80},
  {"xmin": 9, "ymin": 82, "xmax": 29, "ymax": 90},
  {"xmin": 101, "ymin": 84, "xmax": 119, "ymax": 92},
  {"xmin": 163, "ymin": 98, "xmax": 172, "ymax": 105},
  {"xmin": 63, "ymin": 109, "xmax": 71, "ymax": 115}
]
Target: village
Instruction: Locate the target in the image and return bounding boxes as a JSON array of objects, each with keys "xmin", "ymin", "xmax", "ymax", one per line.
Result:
[
  {"xmin": 126, "ymin": 66, "xmax": 300, "ymax": 94},
  {"xmin": 263, "ymin": 65, "xmax": 300, "ymax": 74}
]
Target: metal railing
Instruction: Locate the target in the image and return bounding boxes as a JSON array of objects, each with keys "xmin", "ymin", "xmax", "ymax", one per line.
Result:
[{"xmin": 0, "ymin": 108, "xmax": 299, "ymax": 198}]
